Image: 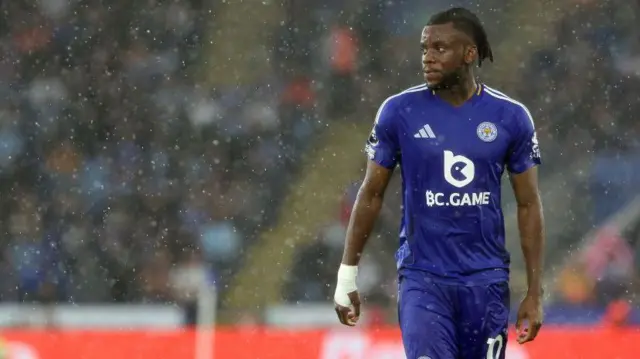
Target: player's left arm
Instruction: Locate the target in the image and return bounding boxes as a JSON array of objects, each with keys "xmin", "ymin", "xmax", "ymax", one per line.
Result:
[
  {"xmin": 510, "ymin": 168, "xmax": 544, "ymax": 297},
  {"xmin": 506, "ymin": 105, "xmax": 545, "ymax": 344}
]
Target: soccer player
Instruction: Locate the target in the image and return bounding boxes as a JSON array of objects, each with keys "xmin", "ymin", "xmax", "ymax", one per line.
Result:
[{"xmin": 333, "ymin": 7, "xmax": 544, "ymax": 359}]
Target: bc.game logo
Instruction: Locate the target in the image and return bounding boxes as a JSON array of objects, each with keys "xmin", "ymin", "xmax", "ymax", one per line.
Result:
[
  {"xmin": 443, "ymin": 150, "xmax": 475, "ymax": 188},
  {"xmin": 426, "ymin": 150, "xmax": 490, "ymax": 207}
]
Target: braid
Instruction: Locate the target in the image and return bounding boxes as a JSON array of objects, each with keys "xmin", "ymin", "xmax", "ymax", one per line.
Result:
[{"xmin": 427, "ymin": 7, "xmax": 494, "ymax": 67}]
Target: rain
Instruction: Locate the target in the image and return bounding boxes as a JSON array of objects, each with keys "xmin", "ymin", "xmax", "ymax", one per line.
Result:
[{"xmin": 0, "ymin": 0, "xmax": 638, "ymax": 358}]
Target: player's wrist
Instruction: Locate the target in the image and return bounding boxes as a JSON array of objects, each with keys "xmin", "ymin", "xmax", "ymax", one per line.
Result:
[
  {"xmin": 337, "ymin": 264, "xmax": 358, "ymax": 287},
  {"xmin": 334, "ymin": 264, "xmax": 358, "ymax": 306},
  {"xmin": 526, "ymin": 286, "xmax": 544, "ymax": 298}
]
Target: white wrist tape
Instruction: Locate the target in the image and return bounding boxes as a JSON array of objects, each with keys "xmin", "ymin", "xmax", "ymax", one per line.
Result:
[{"xmin": 334, "ymin": 264, "xmax": 358, "ymax": 307}]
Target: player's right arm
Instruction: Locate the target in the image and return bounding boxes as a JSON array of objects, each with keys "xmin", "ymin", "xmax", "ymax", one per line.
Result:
[
  {"xmin": 341, "ymin": 161, "xmax": 394, "ymax": 266},
  {"xmin": 334, "ymin": 97, "xmax": 400, "ymax": 326}
]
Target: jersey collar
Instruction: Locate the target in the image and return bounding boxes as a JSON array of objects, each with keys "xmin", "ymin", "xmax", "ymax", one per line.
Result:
[{"xmin": 430, "ymin": 82, "xmax": 484, "ymax": 109}]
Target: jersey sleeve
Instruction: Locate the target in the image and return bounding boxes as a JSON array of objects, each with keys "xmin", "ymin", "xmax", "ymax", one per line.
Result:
[
  {"xmin": 506, "ymin": 105, "xmax": 541, "ymax": 174},
  {"xmin": 365, "ymin": 98, "xmax": 400, "ymax": 169}
]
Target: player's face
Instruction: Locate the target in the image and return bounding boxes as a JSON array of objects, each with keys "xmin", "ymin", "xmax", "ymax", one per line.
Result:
[{"xmin": 421, "ymin": 24, "xmax": 471, "ymax": 90}]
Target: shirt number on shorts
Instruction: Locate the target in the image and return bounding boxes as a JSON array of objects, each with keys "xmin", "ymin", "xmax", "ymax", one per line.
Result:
[{"xmin": 486, "ymin": 334, "xmax": 503, "ymax": 359}]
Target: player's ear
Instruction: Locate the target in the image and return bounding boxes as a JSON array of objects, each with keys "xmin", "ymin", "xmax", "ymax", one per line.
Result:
[{"xmin": 464, "ymin": 45, "xmax": 477, "ymax": 65}]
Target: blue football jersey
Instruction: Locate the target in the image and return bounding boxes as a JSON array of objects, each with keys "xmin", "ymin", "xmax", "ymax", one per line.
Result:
[{"xmin": 365, "ymin": 83, "xmax": 541, "ymax": 285}]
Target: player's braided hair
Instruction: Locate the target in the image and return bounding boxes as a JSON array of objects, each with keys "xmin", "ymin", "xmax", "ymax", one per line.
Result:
[{"xmin": 427, "ymin": 7, "xmax": 494, "ymax": 67}]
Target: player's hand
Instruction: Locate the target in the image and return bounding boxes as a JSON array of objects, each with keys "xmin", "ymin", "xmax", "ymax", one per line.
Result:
[
  {"xmin": 333, "ymin": 264, "xmax": 361, "ymax": 326},
  {"xmin": 516, "ymin": 292, "xmax": 543, "ymax": 344},
  {"xmin": 334, "ymin": 290, "xmax": 361, "ymax": 326}
]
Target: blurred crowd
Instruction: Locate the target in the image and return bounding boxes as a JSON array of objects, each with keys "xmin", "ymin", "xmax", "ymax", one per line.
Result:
[
  {"xmin": 535, "ymin": 0, "xmax": 640, "ymax": 319},
  {"xmin": 519, "ymin": 0, "xmax": 640, "ymax": 223},
  {"xmin": 0, "ymin": 0, "xmax": 317, "ymax": 315}
]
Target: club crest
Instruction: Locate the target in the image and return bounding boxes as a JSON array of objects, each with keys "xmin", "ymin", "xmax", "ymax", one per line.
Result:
[{"xmin": 477, "ymin": 122, "xmax": 498, "ymax": 142}]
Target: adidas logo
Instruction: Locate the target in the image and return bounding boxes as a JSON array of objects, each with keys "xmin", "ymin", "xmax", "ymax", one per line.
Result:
[{"xmin": 414, "ymin": 124, "xmax": 436, "ymax": 139}]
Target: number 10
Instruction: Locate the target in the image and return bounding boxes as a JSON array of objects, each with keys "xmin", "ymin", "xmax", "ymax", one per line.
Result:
[{"xmin": 486, "ymin": 334, "xmax": 504, "ymax": 359}]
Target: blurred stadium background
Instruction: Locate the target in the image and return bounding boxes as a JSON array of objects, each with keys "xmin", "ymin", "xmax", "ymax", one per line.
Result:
[{"xmin": 0, "ymin": 0, "xmax": 639, "ymax": 358}]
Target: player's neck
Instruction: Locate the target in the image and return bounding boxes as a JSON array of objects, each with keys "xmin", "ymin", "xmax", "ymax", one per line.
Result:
[{"xmin": 433, "ymin": 77, "xmax": 478, "ymax": 107}]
